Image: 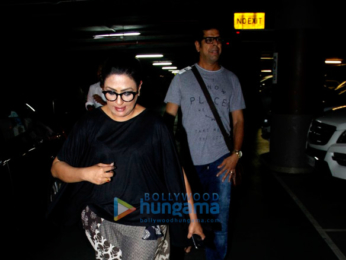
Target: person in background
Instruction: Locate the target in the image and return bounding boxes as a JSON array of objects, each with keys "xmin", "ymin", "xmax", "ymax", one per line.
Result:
[
  {"xmin": 85, "ymin": 65, "xmax": 107, "ymax": 111},
  {"xmin": 51, "ymin": 55, "xmax": 204, "ymax": 260},
  {"xmin": 164, "ymin": 23, "xmax": 246, "ymax": 260}
]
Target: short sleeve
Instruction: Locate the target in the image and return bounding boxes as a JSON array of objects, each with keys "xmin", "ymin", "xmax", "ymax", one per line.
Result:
[
  {"xmin": 229, "ymin": 74, "xmax": 246, "ymax": 112},
  {"xmin": 164, "ymin": 75, "xmax": 182, "ymax": 106}
]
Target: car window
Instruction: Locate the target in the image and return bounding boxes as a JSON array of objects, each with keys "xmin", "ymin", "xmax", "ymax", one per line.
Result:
[
  {"xmin": 0, "ymin": 111, "xmax": 27, "ymax": 142},
  {"xmin": 8, "ymin": 111, "xmax": 26, "ymax": 137}
]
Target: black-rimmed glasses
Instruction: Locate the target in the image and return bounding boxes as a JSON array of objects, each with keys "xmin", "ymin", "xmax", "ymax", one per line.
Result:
[
  {"xmin": 202, "ymin": 37, "xmax": 224, "ymax": 44},
  {"xmin": 102, "ymin": 91, "xmax": 138, "ymax": 102}
]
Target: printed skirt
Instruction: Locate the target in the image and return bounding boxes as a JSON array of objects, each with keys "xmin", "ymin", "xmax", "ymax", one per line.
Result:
[{"xmin": 81, "ymin": 206, "xmax": 170, "ymax": 260}]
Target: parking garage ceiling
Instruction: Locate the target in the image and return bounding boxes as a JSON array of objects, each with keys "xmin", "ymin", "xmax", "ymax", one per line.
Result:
[
  {"xmin": 1, "ymin": 0, "xmax": 279, "ymax": 70},
  {"xmin": 1, "ymin": 0, "xmax": 345, "ymax": 75}
]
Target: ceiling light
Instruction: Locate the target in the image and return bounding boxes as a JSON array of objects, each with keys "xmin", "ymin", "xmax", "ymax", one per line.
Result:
[
  {"xmin": 261, "ymin": 69, "xmax": 272, "ymax": 73},
  {"xmin": 335, "ymin": 81, "xmax": 346, "ymax": 91},
  {"xmin": 93, "ymin": 32, "xmax": 140, "ymax": 39},
  {"xmin": 136, "ymin": 54, "xmax": 163, "ymax": 58},
  {"xmin": 332, "ymin": 105, "xmax": 346, "ymax": 111},
  {"xmin": 325, "ymin": 60, "xmax": 342, "ymax": 64},
  {"xmin": 153, "ymin": 62, "xmax": 172, "ymax": 66},
  {"xmin": 325, "ymin": 58, "xmax": 343, "ymax": 64},
  {"xmin": 25, "ymin": 103, "xmax": 35, "ymax": 112},
  {"xmin": 162, "ymin": 66, "xmax": 177, "ymax": 70},
  {"xmin": 260, "ymin": 75, "xmax": 273, "ymax": 82},
  {"xmin": 261, "ymin": 57, "xmax": 273, "ymax": 60}
]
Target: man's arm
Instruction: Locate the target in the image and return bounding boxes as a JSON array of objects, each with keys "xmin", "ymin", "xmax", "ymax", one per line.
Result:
[
  {"xmin": 231, "ymin": 109, "xmax": 244, "ymax": 152},
  {"xmin": 85, "ymin": 85, "xmax": 95, "ymax": 110},
  {"xmin": 163, "ymin": 102, "xmax": 180, "ymax": 132},
  {"xmin": 216, "ymin": 109, "xmax": 244, "ymax": 183},
  {"xmin": 93, "ymin": 94, "xmax": 107, "ymax": 106},
  {"xmin": 165, "ymin": 102, "xmax": 179, "ymax": 117}
]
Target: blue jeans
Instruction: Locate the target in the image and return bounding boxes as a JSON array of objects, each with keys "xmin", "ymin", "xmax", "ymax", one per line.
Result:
[{"xmin": 195, "ymin": 153, "xmax": 231, "ymax": 260}]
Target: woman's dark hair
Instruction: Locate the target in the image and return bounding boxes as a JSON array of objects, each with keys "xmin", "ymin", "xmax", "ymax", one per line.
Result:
[{"xmin": 100, "ymin": 55, "xmax": 143, "ymax": 88}]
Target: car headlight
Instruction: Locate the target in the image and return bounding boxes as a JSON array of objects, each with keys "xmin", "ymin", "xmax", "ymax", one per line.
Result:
[{"xmin": 337, "ymin": 130, "xmax": 346, "ymax": 143}]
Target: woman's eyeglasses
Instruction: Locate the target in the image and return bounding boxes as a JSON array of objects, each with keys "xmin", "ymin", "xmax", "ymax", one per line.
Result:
[{"xmin": 102, "ymin": 91, "xmax": 138, "ymax": 102}]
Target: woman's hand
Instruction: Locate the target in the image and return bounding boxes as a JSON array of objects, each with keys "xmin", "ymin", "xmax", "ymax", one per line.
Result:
[
  {"xmin": 184, "ymin": 221, "xmax": 205, "ymax": 253},
  {"xmin": 187, "ymin": 220, "xmax": 205, "ymax": 240},
  {"xmin": 52, "ymin": 158, "xmax": 115, "ymax": 184},
  {"xmin": 83, "ymin": 162, "xmax": 115, "ymax": 185}
]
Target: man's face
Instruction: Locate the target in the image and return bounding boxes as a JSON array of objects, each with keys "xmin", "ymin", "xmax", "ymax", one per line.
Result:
[{"xmin": 195, "ymin": 29, "xmax": 222, "ymax": 64}]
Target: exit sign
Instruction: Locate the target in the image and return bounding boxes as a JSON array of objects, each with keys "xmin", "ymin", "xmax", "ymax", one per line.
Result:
[{"xmin": 234, "ymin": 13, "xmax": 265, "ymax": 29}]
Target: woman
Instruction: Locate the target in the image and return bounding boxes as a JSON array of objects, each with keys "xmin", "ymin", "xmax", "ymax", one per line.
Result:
[{"xmin": 51, "ymin": 56, "xmax": 204, "ymax": 260}]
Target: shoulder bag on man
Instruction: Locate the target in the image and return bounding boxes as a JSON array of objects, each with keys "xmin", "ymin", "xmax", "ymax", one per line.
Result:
[{"xmin": 191, "ymin": 65, "xmax": 243, "ymax": 186}]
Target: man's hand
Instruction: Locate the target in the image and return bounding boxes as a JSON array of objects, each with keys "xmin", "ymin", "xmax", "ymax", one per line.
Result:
[{"xmin": 216, "ymin": 154, "xmax": 239, "ymax": 183}]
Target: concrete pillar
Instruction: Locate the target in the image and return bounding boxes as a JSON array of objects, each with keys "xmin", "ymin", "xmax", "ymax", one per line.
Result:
[{"xmin": 268, "ymin": 1, "xmax": 324, "ymax": 173}]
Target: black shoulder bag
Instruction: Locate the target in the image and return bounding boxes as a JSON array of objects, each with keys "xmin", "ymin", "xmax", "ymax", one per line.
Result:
[{"xmin": 191, "ymin": 65, "xmax": 242, "ymax": 185}]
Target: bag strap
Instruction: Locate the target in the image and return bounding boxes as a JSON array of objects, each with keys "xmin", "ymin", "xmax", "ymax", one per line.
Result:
[{"xmin": 191, "ymin": 65, "xmax": 233, "ymax": 153}]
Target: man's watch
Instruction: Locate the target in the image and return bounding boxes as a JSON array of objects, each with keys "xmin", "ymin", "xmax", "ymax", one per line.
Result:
[{"xmin": 233, "ymin": 150, "xmax": 243, "ymax": 159}]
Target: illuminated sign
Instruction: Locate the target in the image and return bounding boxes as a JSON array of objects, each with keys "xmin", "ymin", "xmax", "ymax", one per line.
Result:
[{"xmin": 234, "ymin": 13, "xmax": 265, "ymax": 29}]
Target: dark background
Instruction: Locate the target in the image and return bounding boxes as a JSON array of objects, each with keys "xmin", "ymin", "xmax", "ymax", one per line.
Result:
[{"xmin": 2, "ymin": 0, "xmax": 344, "ymax": 122}]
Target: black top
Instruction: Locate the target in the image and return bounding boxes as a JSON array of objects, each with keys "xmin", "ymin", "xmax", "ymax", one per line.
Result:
[{"xmin": 57, "ymin": 108, "xmax": 187, "ymax": 225}]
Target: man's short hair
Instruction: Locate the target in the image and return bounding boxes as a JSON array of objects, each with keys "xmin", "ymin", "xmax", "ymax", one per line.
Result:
[{"xmin": 194, "ymin": 23, "xmax": 223, "ymax": 42}]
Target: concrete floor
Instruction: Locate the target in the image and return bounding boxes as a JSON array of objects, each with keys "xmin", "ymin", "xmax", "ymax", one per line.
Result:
[{"xmin": 12, "ymin": 125, "xmax": 346, "ymax": 260}]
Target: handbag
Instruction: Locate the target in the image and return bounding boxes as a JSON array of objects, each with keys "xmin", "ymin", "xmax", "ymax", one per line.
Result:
[{"xmin": 191, "ymin": 65, "xmax": 243, "ymax": 186}]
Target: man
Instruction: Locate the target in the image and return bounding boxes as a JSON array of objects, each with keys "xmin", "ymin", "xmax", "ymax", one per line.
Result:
[
  {"xmin": 85, "ymin": 65, "xmax": 107, "ymax": 111},
  {"xmin": 164, "ymin": 24, "xmax": 245, "ymax": 260},
  {"xmin": 85, "ymin": 82, "xmax": 107, "ymax": 111}
]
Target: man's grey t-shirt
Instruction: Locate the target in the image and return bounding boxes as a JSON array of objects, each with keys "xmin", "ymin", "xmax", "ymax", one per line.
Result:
[{"xmin": 164, "ymin": 64, "xmax": 246, "ymax": 165}]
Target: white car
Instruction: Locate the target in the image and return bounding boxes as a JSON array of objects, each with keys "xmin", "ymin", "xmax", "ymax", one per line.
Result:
[{"xmin": 306, "ymin": 106, "xmax": 346, "ymax": 180}]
